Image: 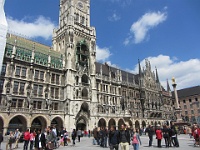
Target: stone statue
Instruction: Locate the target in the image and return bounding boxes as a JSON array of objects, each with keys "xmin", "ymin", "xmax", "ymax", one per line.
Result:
[
  {"xmin": 172, "ymin": 77, "xmax": 176, "ymax": 84},
  {"xmin": 6, "ymin": 94, "xmax": 12, "ymax": 111}
]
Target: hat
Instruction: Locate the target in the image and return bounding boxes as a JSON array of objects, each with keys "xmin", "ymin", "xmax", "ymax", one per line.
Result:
[{"xmin": 157, "ymin": 124, "xmax": 160, "ymax": 127}]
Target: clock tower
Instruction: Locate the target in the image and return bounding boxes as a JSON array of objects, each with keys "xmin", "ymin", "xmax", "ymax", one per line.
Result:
[{"xmin": 52, "ymin": 0, "xmax": 97, "ymax": 131}]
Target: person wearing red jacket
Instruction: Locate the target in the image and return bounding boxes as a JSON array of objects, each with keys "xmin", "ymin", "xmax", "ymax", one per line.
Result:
[
  {"xmin": 23, "ymin": 128, "xmax": 31, "ymax": 150},
  {"xmin": 156, "ymin": 125, "xmax": 162, "ymax": 148}
]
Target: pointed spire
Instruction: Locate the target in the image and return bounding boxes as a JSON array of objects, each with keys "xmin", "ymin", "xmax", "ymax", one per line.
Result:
[
  {"xmin": 167, "ymin": 79, "xmax": 171, "ymax": 92},
  {"xmin": 155, "ymin": 67, "xmax": 159, "ymax": 83},
  {"xmin": 138, "ymin": 59, "xmax": 142, "ymax": 76}
]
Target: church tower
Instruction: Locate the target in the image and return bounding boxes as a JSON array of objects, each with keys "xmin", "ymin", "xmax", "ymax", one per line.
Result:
[{"xmin": 52, "ymin": 0, "xmax": 97, "ymax": 130}]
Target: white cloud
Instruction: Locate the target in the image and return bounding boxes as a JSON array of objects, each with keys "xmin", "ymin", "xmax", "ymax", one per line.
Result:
[
  {"xmin": 96, "ymin": 45, "xmax": 112, "ymax": 62},
  {"xmin": 133, "ymin": 55, "xmax": 200, "ymax": 90},
  {"xmin": 7, "ymin": 16, "xmax": 56, "ymax": 40},
  {"xmin": 124, "ymin": 10, "xmax": 167, "ymax": 45},
  {"xmin": 108, "ymin": 12, "xmax": 121, "ymax": 21},
  {"xmin": 106, "ymin": 61, "xmax": 119, "ymax": 68}
]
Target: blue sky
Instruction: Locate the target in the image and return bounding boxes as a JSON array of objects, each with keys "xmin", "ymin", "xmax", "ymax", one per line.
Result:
[{"xmin": 4, "ymin": 0, "xmax": 200, "ymax": 90}]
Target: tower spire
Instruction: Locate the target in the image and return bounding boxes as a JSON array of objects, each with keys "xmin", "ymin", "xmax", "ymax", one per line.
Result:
[
  {"xmin": 155, "ymin": 67, "xmax": 159, "ymax": 83},
  {"xmin": 138, "ymin": 59, "xmax": 142, "ymax": 76},
  {"xmin": 167, "ymin": 79, "xmax": 171, "ymax": 92}
]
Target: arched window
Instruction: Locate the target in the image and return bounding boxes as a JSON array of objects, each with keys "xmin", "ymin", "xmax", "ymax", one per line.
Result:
[
  {"xmin": 75, "ymin": 76, "xmax": 79, "ymax": 85},
  {"xmin": 82, "ymin": 88, "xmax": 88, "ymax": 99},
  {"xmin": 76, "ymin": 40, "xmax": 89, "ymax": 66},
  {"xmin": 76, "ymin": 90, "xmax": 79, "ymax": 98},
  {"xmin": 81, "ymin": 74, "xmax": 88, "ymax": 84}
]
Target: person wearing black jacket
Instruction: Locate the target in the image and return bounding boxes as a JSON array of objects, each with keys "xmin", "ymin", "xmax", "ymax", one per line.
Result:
[
  {"xmin": 145, "ymin": 125, "xmax": 154, "ymax": 147},
  {"xmin": 162, "ymin": 125, "xmax": 170, "ymax": 147},
  {"xmin": 99, "ymin": 127, "xmax": 105, "ymax": 147},
  {"xmin": 34, "ymin": 129, "xmax": 46, "ymax": 150},
  {"xmin": 109, "ymin": 125, "xmax": 119, "ymax": 150},
  {"xmin": 171, "ymin": 124, "xmax": 179, "ymax": 147},
  {"xmin": 119, "ymin": 124, "xmax": 130, "ymax": 150}
]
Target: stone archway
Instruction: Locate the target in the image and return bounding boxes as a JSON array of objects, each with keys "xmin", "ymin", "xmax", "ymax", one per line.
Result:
[
  {"xmin": 142, "ymin": 121, "xmax": 146, "ymax": 128},
  {"xmin": 127, "ymin": 120, "xmax": 133, "ymax": 129},
  {"xmin": 75, "ymin": 102, "xmax": 90, "ymax": 131},
  {"xmin": 108, "ymin": 118, "xmax": 116, "ymax": 129},
  {"xmin": 8, "ymin": 115, "xmax": 27, "ymax": 132},
  {"xmin": 118, "ymin": 119, "xmax": 125, "ymax": 129},
  {"xmin": 135, "ymin": 120, "xmax": 140, "ymax": 129},
  {"xmin": 158, "ymin": 121, "xmax": 161, "ymax": 125},
  {"xmin": 151, "ymin": 121, "xmax": 154, "ymax": 125},
  {"xmin": 76, "ymin": 116, "xmax": 87, "ymax": 131},
  {"xmin": 51, "ymin": 117, "xmax": 64, "ymax": 131},
  {"xmin": 31, "ymin": 116, "xmax": 47, "ymax": 131},
  {"xmin": 0, "ymin": 116, "xmax": 4, "ymax": 133},
  {"xmin": 98, "ymin": 118, "xmax": 106, "ymax": 128}
]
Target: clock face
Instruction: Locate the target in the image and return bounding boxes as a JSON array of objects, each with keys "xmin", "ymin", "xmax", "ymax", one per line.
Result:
[{"xmin": 77, "ymin": 1, "xmax": 84, "ymax": 9}]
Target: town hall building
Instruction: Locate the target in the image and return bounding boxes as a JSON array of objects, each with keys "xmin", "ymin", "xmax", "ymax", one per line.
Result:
[{"xmin": 0, "ymin": 0, "xmax": 174, "ymax": 133}]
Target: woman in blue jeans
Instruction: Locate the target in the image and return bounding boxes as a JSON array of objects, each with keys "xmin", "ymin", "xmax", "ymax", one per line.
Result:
[{"xmin": 132, "ymin": 128, "xmax": 141, "ymax": 150}]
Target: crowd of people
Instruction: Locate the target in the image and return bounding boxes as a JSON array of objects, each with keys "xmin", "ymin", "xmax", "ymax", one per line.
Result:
[
  {"xmin": 2, "ymin": 122, "xmax": 200, "ymax": 150},
  {"xmin": 92, "ymin": 124, "xmax": 140, "ymax": 150},
  {"xmin": 91, "ymin": 123, "xmax": 200, "ymax": 150},
  {"xmin": 3, "ymin": 126, "xmax": 82, "ymax": 150}
]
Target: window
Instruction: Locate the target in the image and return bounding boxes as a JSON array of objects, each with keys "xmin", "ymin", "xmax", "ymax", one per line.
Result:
[
  {"xmin": 15, "ymin": 66, "xmax": 21, "ymax": 76},
  {"xmin": 190, "ymin": 104, "xmax": 193, "ymax": 108},
  {"xmin": 50, "ymin": 87, "xmax": 59, "ymax": 99},
  {"xmin": 51, "ymin": 73, "xmax": 60, "ymax": 84},
  {"xmin": 38, "ymin": 101, "xmax": 42, "ymax": 109},
  {"xmin": 183, "ymin": 100, "xmax": 186, "ymax": 103},
  {"xmin": 33, "ymin": 101, "xmax": 42, "ymax": 109},
  {"xmin": 13, "ymin": 81, "xmax": 19, "ymax": 93},
  {"xmin": 81, "ymin": 16, "xmax": 85, "ymax": 24},
  {"xmin": 189, "ymin": 99, "xmax": 192, "ymax": 102},
  {"xmin": 34, "ymin": 70, "xmax": 39, "ymax": 79},
  {"xmin": 11, "ymin": 99, "xmax": 23, "ymax": 108},
  {"xmin": 52, "ymin": 102, "xmax": 58, "ymax": 110},
  {"xmin": 18, "ymin": 99, "xmax": 23, "ymax": 108},
  {"xmin": 75, "ymin": 13, "xmax": 79, "ymax": 22},
  {"xmin": 185, "ymin": 111, "xmax": 188, "ymax": 115},
  {"xmin": 19, "ymin": 83, "xmax": 25, "ymax": 94},
  {"xmin": 55, "ymin": 88, "xmax": 59, "ymax": 99},
  {"xmin": 11, "ymin": 99, "xmax": 17, "ymax": 108},
  {"xmin": 40, "ymin": 71, "xmax": 44, "ymax": 80},
  {"xmin": 21, "ymin": 67, "xmax": 27, "ymax": 77},
  {"xmin": 56, "ymin": 74, "xmax": 60, "ymax": 84},
  {"xmin": 51, "ymin": 87, "xmax": 54, "ymax": 98},
  {"xmin": 1, "ymin": 64, "xmax": 6, "ymax": 75},
  {"xmin": 184, "ymin": 105, "xmax": 187, "ymax": 109},
  {"xmin": 198, "ymin": 109, "xmax": 200, "ymax": 113},
  {"xmin": 33, "ymin": 84, "xmax": 38, "ymax": 95},
  {"xmin": 51, "ymin": 74, "xmax": 55, "ymax": 83},
  {"xmin": 35, "ymin": 70, "xmax": 44, "ymax": 81},
  {"xmin": 33, "ymin": 85, "xmax": 43, "ymax": 96},
  {"xmin": 195, "ymin": 98, "xmax": 198, "ymax": 101},
  {"xmin": 15, "ymin": 66, "xmax": 27, "ymax": 78},
  {"xmin": 38, "ymin": 85, "xmax": 43, "ymax": 96},
  {"xmin": 191, "ymin": 110, "xmax": 194, "ymax": 114},
  {"xmin": 76, "ymin": 76, "xmax": 79, "ymax": 85}
]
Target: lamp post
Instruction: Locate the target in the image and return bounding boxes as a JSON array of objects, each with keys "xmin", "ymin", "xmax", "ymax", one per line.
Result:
[{"xmin": 171, "ymin": 77, "xmax": 182, "ymax": 122}]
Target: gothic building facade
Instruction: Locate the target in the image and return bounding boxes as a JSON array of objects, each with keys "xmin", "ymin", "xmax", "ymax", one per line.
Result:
[{"xmin": 0, "ymin": 0, "xmax": 174, "ymax": 133}]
